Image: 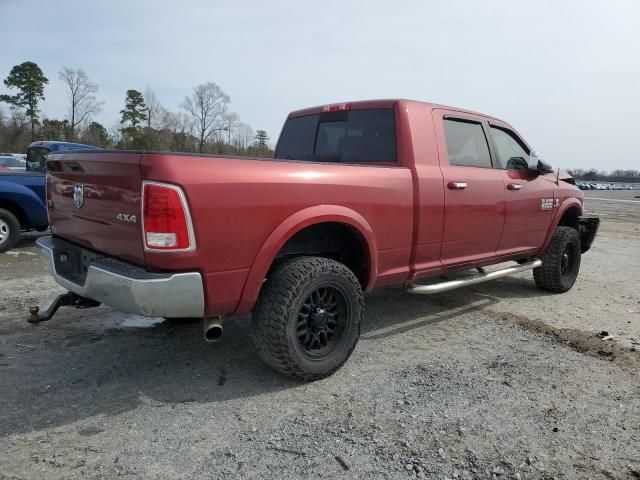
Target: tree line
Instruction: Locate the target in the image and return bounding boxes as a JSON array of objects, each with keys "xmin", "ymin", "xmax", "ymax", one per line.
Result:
[
  {"xmin": 567, "ymin": 168, "xmax": 640, "ymax": 184},
  {"xmin": 0, "ymin": 61, "xmax": 272, "ymax": 157}
]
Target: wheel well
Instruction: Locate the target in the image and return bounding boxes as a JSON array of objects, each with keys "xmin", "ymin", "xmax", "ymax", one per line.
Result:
[
  {"xmin": 270, "ymin": 222, "xmax": 370, "ymax": 289},
  {"xmin": 0, "ymin": 199, "xmax": 27, "ymax": 226},
  {"xmin": 557, "ymin": 206, "xmax": 580, "ymax": 230}
]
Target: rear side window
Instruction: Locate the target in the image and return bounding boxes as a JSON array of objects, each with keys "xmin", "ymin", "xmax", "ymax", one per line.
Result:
[
  {"xmin": 276, "ymin": 108, "xmax": 396, "ymax": 163},
  {"xmin": 443, "ymin": 119, "xmax": 492, "ymax": 168}
]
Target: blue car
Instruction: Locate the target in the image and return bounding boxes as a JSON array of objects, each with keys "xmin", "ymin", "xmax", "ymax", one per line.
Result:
[
  {"xmin": 0, "ymin": 141, "xmax": 101, "ymax": 252},
  {"xmin": 25, "ymin": 140, "xmax": 101, "ymax": 172}
]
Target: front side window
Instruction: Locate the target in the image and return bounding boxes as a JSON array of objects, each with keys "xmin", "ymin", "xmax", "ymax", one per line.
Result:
[
  {"xmin": 276, "ymin": 108, "xmax": 396, "ymax": 163},
  {"xmin": 490, "ymin": 126, "xmax": 530, "ymax": 170},
  {"xmin": 443, "ymin": 119, "xmax": 492, "ymax": 168}
]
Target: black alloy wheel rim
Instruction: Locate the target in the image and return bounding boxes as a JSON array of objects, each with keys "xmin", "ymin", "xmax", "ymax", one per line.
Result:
[
  {"xmin": 296, "ymin": 285, "xmax": 348, "ymax": 358},
  {"xmin": 560, "ymin": 243, "xmax": 576, "ymax": 277}
]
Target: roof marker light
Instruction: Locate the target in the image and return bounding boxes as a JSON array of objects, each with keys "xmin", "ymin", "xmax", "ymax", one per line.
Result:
[{"xmin": 322, "ymin": 103, "xmax": 351, "ymax": 112}]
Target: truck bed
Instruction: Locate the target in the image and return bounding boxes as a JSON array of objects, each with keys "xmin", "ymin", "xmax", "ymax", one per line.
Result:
[{"xmin": 46, "ymin": 150, "xmax": 415, "ymax": 315}]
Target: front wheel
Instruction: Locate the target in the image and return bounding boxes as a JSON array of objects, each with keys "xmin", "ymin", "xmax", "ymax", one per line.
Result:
[
  {"xmin": 534, "ymin": 226, "xmax": 581, "ymax": 293},
  {"xmin": 252, "ymin": 257, "xmax": 364, "ymax": 381},
  {"xmin": 0, "ymin": 208, "xmax": 21, "ymax": 253}
]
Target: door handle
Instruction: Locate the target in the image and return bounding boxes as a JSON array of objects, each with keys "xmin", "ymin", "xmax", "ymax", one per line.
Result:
[
  {"xmin": 448, "ymin": 181, "xmax": 468, "ymax": 190},
  {"xmin": 507, "ymin": 183, "xmax": 522, "ymax": 191}
]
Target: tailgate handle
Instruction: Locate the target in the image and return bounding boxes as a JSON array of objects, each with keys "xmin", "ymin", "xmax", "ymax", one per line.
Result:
[{"xmin": 447, "ymin": 181, "xmax": 468, "ymax": 190}]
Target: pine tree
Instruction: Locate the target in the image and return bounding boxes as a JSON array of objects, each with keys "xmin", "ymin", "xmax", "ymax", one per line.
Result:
[
  {"xmin": 255, "ymin": 130, "xmax": 269, "ymax": 148},
  {"xmin": 120, "ymin": 90, "xmax": 147, "ymax": 128},
  {"xmin": 39, "ymin": 119, "xmax": 71, "ymax": 141},
  {"xmin": 119, "ymin": 90, "xmax": 147, "ymax": 148},
  {"xmin": 82, "ymin": 121, "xmax": 110, "ymax": 148},
  {"xmin": 0, "ymin": 62, "xmax": 49, "ymax": 140}
]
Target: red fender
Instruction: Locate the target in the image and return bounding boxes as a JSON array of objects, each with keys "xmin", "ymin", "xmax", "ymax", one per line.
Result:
[
  {"xmin": 539, "ymin": 198, "xmax": 583, "ymax": 254},
  {"xmin": 234, "ymin": 205, "xmax": 378, "ymax": 314}
]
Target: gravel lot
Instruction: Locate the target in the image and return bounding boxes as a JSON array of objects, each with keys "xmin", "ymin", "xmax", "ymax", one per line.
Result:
[{"xmin": 1, "ymin": 190, "xmax": 639, "ymax": 480}]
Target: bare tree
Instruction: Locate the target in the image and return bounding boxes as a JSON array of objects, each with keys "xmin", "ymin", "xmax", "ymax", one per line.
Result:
[
  {"xmin": 181, "ymin": 82, "xmax": 230, "ymax": 152},
  {"xmin": 0, "ymin": 107, "xmax": 30, "ymax": 152},
  {"xmin": 143, "ymin": 87, "xmax": 163, "ymax": 130},
  {"xmin": 58, "ymin": 67, "xmax": 104, "ymax": 141},
  {"xmin": 157, "ymin": 108, "xmax": 177, "ymax": 132},
  {"xmin": 232, "ymin": 123, "xmax": 254, "ymax": 150},
  {"xmin": 155, "ymin": 109, "xmax": 196, "ymax": 151},
  {"xmin": 222, "ymin": 112, "xmax": 241, "ymax": 144},
  {"xmin": 108, "ymin": 122, "xmax": 123, "ymax": 146}
]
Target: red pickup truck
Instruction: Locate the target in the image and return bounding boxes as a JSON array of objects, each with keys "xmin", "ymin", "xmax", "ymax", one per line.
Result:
[{"xmin": 35, "ymin": 99, "xmax": 598, "ymax": 380}]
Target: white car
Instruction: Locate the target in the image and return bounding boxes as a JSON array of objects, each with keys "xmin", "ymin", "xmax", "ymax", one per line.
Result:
[{"xmin": 0, "ymin": 156, "xmax": 27, "ymax": 171}]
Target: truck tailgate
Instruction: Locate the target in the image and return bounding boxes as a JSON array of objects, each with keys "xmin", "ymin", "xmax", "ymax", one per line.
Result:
[{"xmin": 46, "ymin": 152, "xmax": 144, "ymax": 265}]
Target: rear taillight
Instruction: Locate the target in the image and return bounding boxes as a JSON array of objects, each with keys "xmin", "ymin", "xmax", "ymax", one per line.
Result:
[{"xmin": 142, "ymin": 181, "xmax": 195, "ymax": 252}]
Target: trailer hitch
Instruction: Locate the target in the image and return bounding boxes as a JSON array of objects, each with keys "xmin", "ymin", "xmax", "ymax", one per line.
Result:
[{"xmin": 28, "ymin": 292, "xmax": 100, "ymax": 324}]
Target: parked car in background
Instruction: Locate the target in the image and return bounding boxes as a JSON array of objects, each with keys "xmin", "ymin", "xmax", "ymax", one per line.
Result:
[
  {"xmin": 576, "ymin": 182, "xmax": 636, "ymax": 191},
  {"xmin": 0, "ymin": 155, "xmax": 27, "ymax": 171},
  {"xmin": 0, "ymin": 171, "xmax": 47, "ymax": 252},
  {"xmin": 36, "ymin": 99, "xmax": 599, "ymax": 380},
  {"xmin": 26, "ymin": 140, "xmax": 101, "ymax": 172},
  {"xmin": 0, "ymin": 141, "xmax": 101, "ymax": 252}
]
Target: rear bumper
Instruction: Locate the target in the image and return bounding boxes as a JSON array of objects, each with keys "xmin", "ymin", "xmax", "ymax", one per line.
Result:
[{"xmin": 36, "ymin": 236, "xmax": 205, "ymax": 318}]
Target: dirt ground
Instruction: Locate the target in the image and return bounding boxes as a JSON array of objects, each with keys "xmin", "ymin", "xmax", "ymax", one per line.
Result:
[{"xmin": 0, "ymin": 190, "xmax": 639, "ymax": 480}]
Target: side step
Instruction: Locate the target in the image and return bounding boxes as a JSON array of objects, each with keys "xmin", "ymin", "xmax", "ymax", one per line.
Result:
[{"xmin": 405, "ymin": 259, "xmax": 542, "ymax": 295}]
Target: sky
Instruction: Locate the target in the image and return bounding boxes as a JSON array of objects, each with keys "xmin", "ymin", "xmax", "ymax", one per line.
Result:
[{"xmin": 1, "ymin": 0, "xmax": 639, "ymax": 170}]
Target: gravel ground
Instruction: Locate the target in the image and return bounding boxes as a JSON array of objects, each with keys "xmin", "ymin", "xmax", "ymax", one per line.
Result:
[{"xmin": 0, "ymin": 190, "xmax": 639, "ymax": 480}]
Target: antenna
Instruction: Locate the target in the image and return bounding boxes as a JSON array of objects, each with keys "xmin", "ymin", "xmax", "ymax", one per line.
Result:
[{"xmin": 556, "ymin": 167, "xmax": 561, "ymax": 185}]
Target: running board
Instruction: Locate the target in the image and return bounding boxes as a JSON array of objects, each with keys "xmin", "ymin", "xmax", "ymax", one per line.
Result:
[{"xmin": 405, "ymin": 259, "xmax": 542, "ymax": 295}]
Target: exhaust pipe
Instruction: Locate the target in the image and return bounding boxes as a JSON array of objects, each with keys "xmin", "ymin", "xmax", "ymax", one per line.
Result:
[{"xmin": 203, "ymin": 316, "xmax": 224, "ymax": 342}]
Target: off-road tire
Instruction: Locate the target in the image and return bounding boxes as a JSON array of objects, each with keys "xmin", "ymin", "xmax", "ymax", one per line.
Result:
[
  {"xmin": 534, "ymin": 226, "xmax": 581, "ymax": 293},
  {"xmin": 252, "ymin": 256, "xmax": 364, "ymax": 381},
  {"xmin": 0, "ymin": 208, "xmax": 20, "ymax": 253}
]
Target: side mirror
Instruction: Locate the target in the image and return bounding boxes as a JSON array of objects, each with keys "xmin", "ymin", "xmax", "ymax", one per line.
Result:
[
  {"xmin": 528, "ymin": 151, "xmax": 553, "ymax": 173},
  {"xmin": 528, "ymin": 151, "xmax": 541, "ymax": 171},
  {"xmin": 539, "ymin": 160, "xmax": 553, "ymax": 173}
]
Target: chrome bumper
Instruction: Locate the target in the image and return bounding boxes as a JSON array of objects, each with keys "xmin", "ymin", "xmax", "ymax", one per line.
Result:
[{"xmin": 36, "ymin": 236, "xmax": 205, "ymax": 318}]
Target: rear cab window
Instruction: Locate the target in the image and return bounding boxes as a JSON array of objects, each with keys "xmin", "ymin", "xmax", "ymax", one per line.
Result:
[
  {"xmin": 275, "ymin": 108, "xmax": 397, "ymax": 164},
  {"xmin": 442, "ymin": 118, "xmax": 492, "ymax": 168},
  {"xmin": 26, "ymin": 147, "xmax": 51, "ymax": 172}
]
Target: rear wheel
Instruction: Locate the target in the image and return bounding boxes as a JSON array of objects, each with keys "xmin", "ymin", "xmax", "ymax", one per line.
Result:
[
  {"xmin": 534, "ymin": 226, "xmax": 581, "ymax": 293},
  {"xmin": 252, "ymin": 256, "xmax": 364, "ymax": 381},
  {"xmin": 0, "ymin": 208, "xmax": 20, "ymax": 253}
]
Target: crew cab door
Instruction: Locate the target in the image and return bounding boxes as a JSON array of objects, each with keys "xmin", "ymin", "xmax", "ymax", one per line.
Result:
[
  {"xmin": 434, "ymin": 111, "xmax": 506, "ymax": 266},
  {"xmin": 487, "ymin": 124, "xmax": 555, "ymax": 254}
]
